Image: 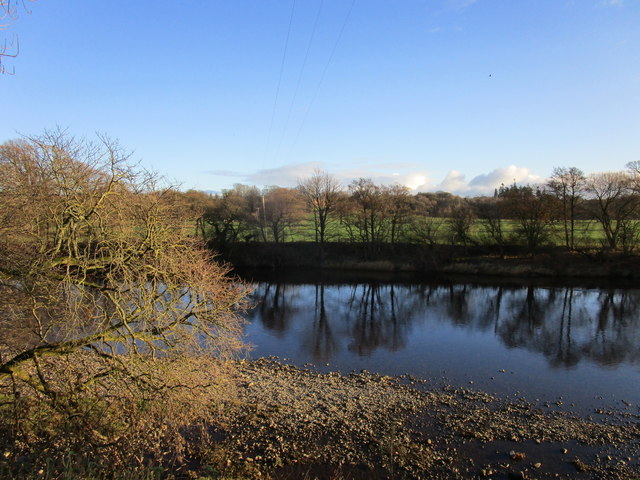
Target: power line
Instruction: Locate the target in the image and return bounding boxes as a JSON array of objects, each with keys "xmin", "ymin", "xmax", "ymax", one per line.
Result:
[
  {"xmin": 287, "ymin": 0, "xmax": 356, "ymax": 161},
  {"xmin": 274, "ymin": 0, "xmax": 325, "ymax": 162},
  {"xmin": 264, "ymin": 0, "xmax": 297, "ymax": 163}
]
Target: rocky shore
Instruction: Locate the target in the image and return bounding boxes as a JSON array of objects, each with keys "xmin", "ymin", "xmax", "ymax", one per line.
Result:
[{"xmin": 210, "ymin": 359, "xmax": 640, "ymax": 480}]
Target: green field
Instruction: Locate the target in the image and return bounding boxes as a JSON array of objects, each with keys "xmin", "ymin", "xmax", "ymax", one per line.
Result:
[{"xmin": 201, "ymin": 215, "xmax": 620, "ymax": 251}]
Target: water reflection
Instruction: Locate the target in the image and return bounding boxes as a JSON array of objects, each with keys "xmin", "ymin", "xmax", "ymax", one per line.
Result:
[{"xmin": 246, "ymin": 281, "xmax": 640, "ymax": 369}]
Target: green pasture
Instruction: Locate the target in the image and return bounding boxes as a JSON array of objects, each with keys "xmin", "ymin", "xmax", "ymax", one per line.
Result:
[{"xmin": 200, "ymin": 215, "xmax": 618, "ymax": 250}]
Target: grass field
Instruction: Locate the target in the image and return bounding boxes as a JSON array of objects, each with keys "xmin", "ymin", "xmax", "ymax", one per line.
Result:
[{"xmin": 231, "ymin": 216, "xmax": 614, "ymax": 250}]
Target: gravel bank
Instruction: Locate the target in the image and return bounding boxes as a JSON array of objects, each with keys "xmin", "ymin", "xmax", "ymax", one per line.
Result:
[{"xmin": 212, "ymin": 358, "xmax": 640, "ymax": 480}]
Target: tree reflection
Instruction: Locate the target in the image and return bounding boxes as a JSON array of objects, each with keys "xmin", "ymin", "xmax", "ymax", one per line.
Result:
[
  {"xmin": 346, "ymin": 284, "xmax": 409, "ymax": 356},
  {"xmin": 494, "ymin": 285, "xmax": 640, "ymax": 368},
  {"xmin": 248, "ymin": 280, "xmax": 640, "ymax": 368},
  {"xmin": 552, "ymin": 288, "xmax": 580, "ymax": 368},
  {"xmin": 255, "ymin": 283, "xmax": 298, "ymax": 334},
  {"xmin": 310, "ymin": 285, "xmax": 337, "ymax": 362}
]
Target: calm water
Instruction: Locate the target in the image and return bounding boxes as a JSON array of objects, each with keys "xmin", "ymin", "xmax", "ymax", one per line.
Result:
[{"xmin": 240, "ymin": 271, "xmax": 640, "ymax": 414}]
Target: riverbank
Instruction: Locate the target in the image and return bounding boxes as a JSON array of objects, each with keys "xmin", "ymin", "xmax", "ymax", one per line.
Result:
[
  {"xmin": 217, "ymin": 242, "xmax": 640, "ymax": 280},
  {"xmin": 209, "ymin": 359, "xmax": 640, "ymax": 480}
]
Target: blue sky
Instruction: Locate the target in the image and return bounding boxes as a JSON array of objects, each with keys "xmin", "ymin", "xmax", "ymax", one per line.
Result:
[{"xmin": 2, "ymin": 0, "xmax": 639, "ymax": 195}]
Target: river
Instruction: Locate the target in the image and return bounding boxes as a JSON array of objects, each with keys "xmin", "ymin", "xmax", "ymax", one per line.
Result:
[{"xmin": 239, "ymin": 270, "xmax": 640, "ymax": 415}]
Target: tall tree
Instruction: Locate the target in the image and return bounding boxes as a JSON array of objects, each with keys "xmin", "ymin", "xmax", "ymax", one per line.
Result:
[
  {"xmin": 547, "ymin": 167, "xmax": 586, "ymax": 251},
  {"xmin": 386, "ymin": 184, "xmax": 414, "ymax": 244},
  {"xmin": 260, "ymin": 187, "xmax": 306, "ymax": 242},
  {"xmin": 181, "ymin": 189, "xmax": 215, "ymax": 239},
  {"xmin": 297, "ymin": 169, "xmax": 341, "ymax": 243},
  {"xmin": 344, "ymin": 178, "xmax": 389, "ymax": 245},
  {"xmin": 204, "ymin": 184, "xmax": 259, "ymax": 246},
  {"xmin": 448, "ymin": 200, "xmax": 477, "ymax": 247},
  {"xmin": 498, "ymin": 183, "xmax": 555, "ymax": 254},
  {"xmin": 476, "ymin": 197, "xmax": 507, "ymax": 256},
  {"xmin": 586, "ymin": 172, "xmax": 639, "ymax": 252}
]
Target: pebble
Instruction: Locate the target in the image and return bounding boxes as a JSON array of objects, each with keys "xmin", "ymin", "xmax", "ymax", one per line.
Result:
[{"xmin": 509, "ymin": 450, "xmax": 526, "ymax": 461}]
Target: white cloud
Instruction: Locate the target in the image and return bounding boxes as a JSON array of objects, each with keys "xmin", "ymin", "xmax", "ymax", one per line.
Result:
[
  {"xmin": 245, "ymin": 162, "xmax": 324, "ymax": 187},
  {"xmin": 434, "ymin": 165, "xmax": 545, "ymax": 196},
  {"xmin": 234, "ymin": 160, "xmax": 433, "ymax": 191},
  {"xmin": 336, "ymin": 165, "xmax": 431, "ymax": 190},
  {"xmin": 213, "ymin": 161, "xmax": 545, "ymax": 197},
  {"xmin": 601, "ymin": 0, "xmax": 623, "ymax": 6},
  {"xmin": 434, "ymin": 170, "xmax": 469, "ymax": 193}
]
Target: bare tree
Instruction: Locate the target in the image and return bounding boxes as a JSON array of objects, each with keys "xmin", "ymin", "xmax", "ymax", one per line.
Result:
[
  {"xmin": 407, "ymin": 194, "xmax": 444, "ymax": 246},
  {"xmin": 626, "ymin": 160, "xmax": 640, "ymax": 192},
  {"xmin": 297, "ymin": 169, "xmax": 341, "ymax": 243},
  {"xmin": 180, "ymin": 189, "xmax": 215, "ymax": 239},
  {"xmin": 0, "ymin": 131, "xmax": 249, "ymax": 469},
  {"xmin": 344, "ymin": 178, "xmax": 389, "ymax": 245},
  {"xmin": 547, "ymin": 167, "xmax": 586, "ymax": 251},
  {"xmin": 409, "ymin": 217, "xmax": 444, "ymax": 246},
  {"xmin": 386, "ymin": 184, "xmax": 413, "ymax": 244},
  {"xmin": 498, "ymin": 183, "xmax": 555, "ymax": 254},
  {"xmin": 476, "ymin": 197, "xmax": 508, "ymax": 256},
  {"xmin": 586, "ymin": 172, "xmax": 640, "ymax": 252},
  {"xmin": 448, "ymin": 200, "xmax": 477, "ymax": 247},
  {"xmin": 260, "ymin": 187, "xmax": 306, "ymax": 242},
  {"xmin": 1, "ymin": 0, "xmax": 35, "ymax": 74},
  {"xmin": 204, "ymin": 185, "xmax": 260, "ymax": 246}
]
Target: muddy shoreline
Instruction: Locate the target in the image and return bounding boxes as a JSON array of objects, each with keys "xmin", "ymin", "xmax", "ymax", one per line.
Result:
[{"xmin": 211, "ymin": 359, "xmax": 640, "ymax": 480}]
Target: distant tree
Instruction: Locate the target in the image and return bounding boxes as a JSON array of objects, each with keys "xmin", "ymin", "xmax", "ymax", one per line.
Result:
[
  {"xmin": 626, "ymin": 161, "xmax": 640, "ymax": 192},
  {"xmin": 475, "ymin": 197, "xmax": 508, "ymax": 255},
  {"xmin": 297, "ymin": 169, "xmax": 341, "ymax": 243},
  {"xmin": 343, "ymin": 178, "xmax": 389, "ymax": 245},
  {"xmin": 260, "ymin": 187, "xmax": 306, "ymax": 242},
  {"xmin": 586, "ymin": 172, "xmax": 640, "ymax": 252},
  {"xmin": 498, "ymin": 183, "xmax": 555, "ymax": 254},
  {"xmin": 407, "ymin": 194, "xmax": 444, "ymax": 246},
  {"xmin": 204, "ymin": 185, "xmax": 259, "ymax": 246},
  {"xmin": 447, "ymin": 200, "xmax": 476, "ymax": 247},
  {"xmin": 181, "ymin": 189, "xmax": 215, "ymax": 239},
  {"xmin": 386, "ymin": 184, "xmax": 414, "ymax": 244},
  {"xmin": 408, "ymin": 216, "xmax": 444, "ymax": 246},
  {"xmin": 547, "ymin": 167, "xmax": 586, "ymax": 251},
  {"xmin": 420, "ymin": 191, "xmax": 464, "ymax": 217}
]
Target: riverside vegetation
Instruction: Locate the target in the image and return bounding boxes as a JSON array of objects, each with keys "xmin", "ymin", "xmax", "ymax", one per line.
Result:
[
  {"xmin": 1, "ymin": 133, "xmax": 639, "ymax": 479},
  {"xmin": 182, "ymin": 168, "xmax": 640, "ymax": 278},
  {"xmin": 189, "ymin": 168, "xmax": 640, "ymax": 257}
]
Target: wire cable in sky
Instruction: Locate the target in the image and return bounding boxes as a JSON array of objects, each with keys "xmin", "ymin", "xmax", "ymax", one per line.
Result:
[
  {"xmin": 264, "ymin": 0, "xmax": 297, "ymax": 165},
  {"xmin": 273, "ymin": 0, "xmax": 325, "ymax": 162},
  {"xmin": 286, "ymin": 0, "xmax": 356, "ymax": 162}
]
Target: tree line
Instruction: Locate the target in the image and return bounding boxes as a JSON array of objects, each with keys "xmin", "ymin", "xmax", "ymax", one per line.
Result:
[{"xmin": 181, "ymin": 165, "xmax": 640, "ymax": 255}]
